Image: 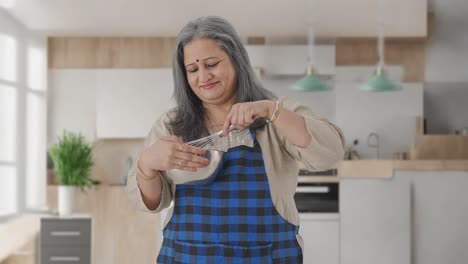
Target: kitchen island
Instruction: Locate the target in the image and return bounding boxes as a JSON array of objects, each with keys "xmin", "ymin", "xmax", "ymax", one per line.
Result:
[{"xmin": 338, "ymin": 160, "xmax": 468, "ymax": 264}]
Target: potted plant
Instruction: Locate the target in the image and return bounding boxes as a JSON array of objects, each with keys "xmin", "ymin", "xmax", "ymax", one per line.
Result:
[{"xmin": 49, "ymin": 131, "xmax": 100, "ymax": 216}]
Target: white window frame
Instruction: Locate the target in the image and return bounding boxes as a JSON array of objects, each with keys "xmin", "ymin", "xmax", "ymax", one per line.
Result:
[{"xmin": 0, "ymin": 10, "xmax": 47, "ymax": 222}]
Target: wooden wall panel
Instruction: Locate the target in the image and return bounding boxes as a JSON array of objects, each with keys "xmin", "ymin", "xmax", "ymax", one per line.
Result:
[
  {"xmin": 49, "ymin": 37, "xmax": 176, "ymax": 68},
  {"xmin": 49, "ymin": 36, "xmax": 425, "ymax": 81},
  {"xmin": 410, "ymin": 133, "xmax": 468, "ymax": 160},
  {"xmin": 48, "ymin": 38, "xmax": 99, "ymax": 68},
  {"xmin": 410, "ymin": 135, "xmax": 468, "ymax": 160},
  {"xmin": 336, "ymin": 38, "xmax": 425, "ymax": 82},
  {"xmin": 409, "ymin": 116, "xmax": 468, "ymax": 160}
]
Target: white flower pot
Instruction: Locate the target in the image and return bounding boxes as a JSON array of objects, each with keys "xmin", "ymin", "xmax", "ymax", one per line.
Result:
[{"xmin": 58, "ymin": 185, "xmax": 75, "ymax": 216}]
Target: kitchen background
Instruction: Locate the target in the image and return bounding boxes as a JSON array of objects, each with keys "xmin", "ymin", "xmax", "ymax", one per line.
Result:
[{"xmin": 1, "ymin": 0, "xmax": 468, "ymax": 263}]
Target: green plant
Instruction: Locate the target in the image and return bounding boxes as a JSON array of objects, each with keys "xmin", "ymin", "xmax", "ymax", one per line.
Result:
[{"xmin": 49, "ymin": 131, "xmax": 100, "ymax": 189}]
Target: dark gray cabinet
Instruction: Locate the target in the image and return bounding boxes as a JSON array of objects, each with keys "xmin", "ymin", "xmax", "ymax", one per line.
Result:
[{"xmin": 40, "ymin": 217, "xmax": 91, "ymax": 264}]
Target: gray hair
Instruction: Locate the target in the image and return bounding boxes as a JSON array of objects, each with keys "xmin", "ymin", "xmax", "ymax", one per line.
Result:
[{"xmin": 168, "ymin": 16, "xmax": 275, "ymax": 141}]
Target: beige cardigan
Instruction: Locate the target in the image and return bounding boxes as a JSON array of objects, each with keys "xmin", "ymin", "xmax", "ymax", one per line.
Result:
[{"xmin": 127, "ymin": 99, "xmax": 345, "ymax": 226}]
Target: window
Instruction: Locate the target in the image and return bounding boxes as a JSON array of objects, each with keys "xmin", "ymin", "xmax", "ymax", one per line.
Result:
[
  {"xmin": 0, "ymin": 33, "xmax": 16, "ymax": 82},
  {"xmin": 0, "ymin": 20, "xmax": 47, "ymax": 219},
  {"xmin": 0, "ymin": 84, "xmax": 16, "ymax": 162},
  {"xmin": 25, "ymin": 92, "xmax": 47, "ymax": 209},
  {"xmin": 0, "ymin": 33, "xmax": 18, "ymax": 218}
]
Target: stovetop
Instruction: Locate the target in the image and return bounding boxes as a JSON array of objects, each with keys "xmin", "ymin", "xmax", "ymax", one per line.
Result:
[{"xmin": 298, "ymin": 169, "xmax": 337, "ymax": 176}]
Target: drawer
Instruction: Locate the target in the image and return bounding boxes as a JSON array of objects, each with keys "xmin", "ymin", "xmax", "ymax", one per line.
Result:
[
  {"xmin": 41, "ymin": 219, "xmax": 91, "ymax": 246},
  {"xmin": 41, "ymin": 246, "xmax": 90, "ymax": 264}
]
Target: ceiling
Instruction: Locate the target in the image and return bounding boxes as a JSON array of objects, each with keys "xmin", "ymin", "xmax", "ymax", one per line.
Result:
[{"xmin": 2, "ymin": 0, "xmax": 427, "ymax": 38}]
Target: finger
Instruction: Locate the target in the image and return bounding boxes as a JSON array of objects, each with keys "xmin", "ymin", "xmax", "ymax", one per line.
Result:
[
  {"xmin": 237, "ymin": 107, "xmax": 245, "ymax": 126},
  {"xmin": 244, "ymin": 107, "xmax": 255, "ymax": 125},
  {"xmin": 171, "ymin": 164, "xmax": 197, "ymax": 172},
  {"xmin": 230, "ymin": 108, "xmax": 238, "ymax": 128},
  {"xmin": 176, "ymin": 143, "xmax": 206, "ymax": 155},
  {"xmin": 233, "ymin": 112, "xmax": 245, "ymax": 130},
  {"xmin": 174, "ymin": 151, "xmax": 209, "ymax": 165},
  {"xmin": 171, "ymin": 159, "xmax": 204, "ymax": 170},
  {"xmin": 223, "ymin": 112, "xmax": 233, "ymax": 137}
]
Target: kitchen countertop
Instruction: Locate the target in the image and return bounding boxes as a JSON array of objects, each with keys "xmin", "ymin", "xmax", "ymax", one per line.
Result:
[
  {"xmin": 92, "ymin": 160, "xmax": 468, "ymax": 185},
  {"xmin": 338, "ymin": 159, "xmax": 468, "ymax": 179},
  {"xmin": 0, "ymin": 214, "xmax": 42, "ymax": 261},
  {"xmin": 298, "ymin": 176, "xmax": 339, "ymax": 183}
]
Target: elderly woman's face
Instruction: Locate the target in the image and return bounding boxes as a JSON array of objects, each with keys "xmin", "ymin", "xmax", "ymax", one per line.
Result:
[{"xmin": 183, "ymin": 38, "xmax": 237, "ymax": 106}]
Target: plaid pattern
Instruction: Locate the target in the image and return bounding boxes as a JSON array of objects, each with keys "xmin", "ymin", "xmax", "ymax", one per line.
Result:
[{"xmin": 158, "ymin": 131, "xmax": 302, "ymax": 263}]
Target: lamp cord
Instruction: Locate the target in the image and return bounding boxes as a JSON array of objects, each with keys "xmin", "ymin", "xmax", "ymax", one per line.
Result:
[
  {"xmin": 307, "ymin": 0, "xmax": 315, "ymax": 68},
  {"xmin": 377, "ymin": 0, "xmax": 385, "ymax": 69}
]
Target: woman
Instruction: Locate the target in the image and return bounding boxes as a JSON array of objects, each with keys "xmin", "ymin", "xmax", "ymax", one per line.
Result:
[{"xmin": 127, "ymin": 16, "xmax": 345, "ymax": 263}]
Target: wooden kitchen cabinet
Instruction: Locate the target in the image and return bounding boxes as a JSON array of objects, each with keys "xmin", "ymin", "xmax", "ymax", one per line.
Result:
[
  {"xmin": 340, "ymin": 177, "xmax": 411, "ymax": 264},
  {"xmin": 300, "ymin": 213, "xmax": 340, "ymax": 264},
  {"xmin": 339, "ymin": 161, "xmax": 468, "ymax": 264}
]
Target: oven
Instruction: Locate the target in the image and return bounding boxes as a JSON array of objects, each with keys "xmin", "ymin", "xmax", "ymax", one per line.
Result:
[
  {"xmin": 295, "ymin": 169, "xmax": 340, "ymax": 264},
  {"xmin": 295, "ymin": 182, "xmax": 339, "ymax": 213},
  {"xmin": 294, "ymin": 169, "xmax": 339, "ymax": 213}
]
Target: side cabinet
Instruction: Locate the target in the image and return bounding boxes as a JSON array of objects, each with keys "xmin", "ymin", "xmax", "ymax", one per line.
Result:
[
  {"xmin": 40, "ymin": 217, "xmax": 92, "ymax": 264},
  {"xmin": 340, "ymin": 178, "xmax": 411, "ymax": 264},
  {"xmin": 300, "ymin": 213, "xmax": 340, "ymax": 264}
]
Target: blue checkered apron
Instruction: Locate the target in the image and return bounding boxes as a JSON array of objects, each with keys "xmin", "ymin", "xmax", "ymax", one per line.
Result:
[{"xmin": 157, "ymin": 130, "xmax": 302, "ymax": 263}]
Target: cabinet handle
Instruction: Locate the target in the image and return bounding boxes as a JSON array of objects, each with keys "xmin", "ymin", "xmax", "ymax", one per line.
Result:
[
  {"xmin": 50, "ymin": 256, "xmax": 80, "ymax": 262},
  {"xmin": 50, "ymin": 231, "xmax": 81, "ymax": 237},
  {"xmin": 296, "ymin": 186, "xmax": 330, "ymax": 193}
]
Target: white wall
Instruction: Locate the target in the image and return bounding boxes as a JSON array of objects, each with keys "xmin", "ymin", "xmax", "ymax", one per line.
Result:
[
  {"xmin": 49, "ymin": 65, "xmax": 423, "ymax": 162},
  {"xmin": 48, "ymin": 69, "xmax": 175, "ymax": 142},
  {"xmin": 425, "ymin": 0, "xmax": 468, "ymax": 82},
  {"xmin": 261, "ymin": 66, "xmax": 423, "ymax": 160},
  {"xmin": 262, "ymin": 77, "xmax": 335, "ymax": 122},
  {"xmin": 424, "ymin": 0, "xmax": 468, "ymax": 134},
  {"xmin": 424, "ymin": 82, "xmax": 468, "ymax": 134},
  {"xmin": 47, "ymin": 70, "xmax": 97, "ymax": 143},
  {"xmin": 334, "ymin": 67, "xmax": 423, "ymax": 159}
]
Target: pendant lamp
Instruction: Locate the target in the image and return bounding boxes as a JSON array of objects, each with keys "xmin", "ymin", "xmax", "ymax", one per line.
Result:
[
  {"xmin": 292, "ymin": 0, "xmax": 331, "ymax": 92},
  {"xmin": 360, "ymin": 0, "xmax": 402, "ymax": 92}
]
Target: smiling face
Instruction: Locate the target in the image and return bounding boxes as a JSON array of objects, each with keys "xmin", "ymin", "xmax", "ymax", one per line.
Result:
[{"xmin": 183, "ymin": 38, "xmax": 237, "ymax": 108}]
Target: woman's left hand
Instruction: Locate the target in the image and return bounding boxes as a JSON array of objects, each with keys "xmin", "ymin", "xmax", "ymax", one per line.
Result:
[{"xmin": 222, "ymin": 100, "xmax": 275, "ymax": 136}]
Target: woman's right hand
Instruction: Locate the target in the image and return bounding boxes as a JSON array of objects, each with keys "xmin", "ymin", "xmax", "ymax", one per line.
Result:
[{"xmin": 139, "ymin": 136, "xmax": 209, "ymax": 175}]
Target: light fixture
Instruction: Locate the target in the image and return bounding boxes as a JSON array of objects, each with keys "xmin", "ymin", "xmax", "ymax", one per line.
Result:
[
  {"xmin": 360, "ymin": 0, "xmax": 402, "ymax": 92},
  {"xmin": 361, "ymin": 66, "xmax": 402, "ymax": 92},
  {"xmin": 293, "ymin": 66, "xmax": 331, "ymax": 91},
  {"xmin": 292, "ymin": 0, "xmax": 332, "ymax": 92}
]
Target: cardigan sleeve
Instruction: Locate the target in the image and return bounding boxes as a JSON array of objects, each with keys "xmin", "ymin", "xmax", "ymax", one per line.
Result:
[
  {"xmin": 126, "ymin": 112, "xmax": 174, "ymax": 213},
  {"xmin": 280, "ymin": 99, "xmax": 345, "ymax": 171}
]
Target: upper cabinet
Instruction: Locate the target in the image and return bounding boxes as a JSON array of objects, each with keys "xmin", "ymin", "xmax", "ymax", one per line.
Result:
[
  {"xmin": 311, "ymin": 0, "xmax": 427, "ymax": 38},
  {"xmin": 33, "ymin": 2, "xmax": 427, "ymax": 38},
  {"xmin": 96, "ymin": 69, "xmax": 175, "ymax": 139}
]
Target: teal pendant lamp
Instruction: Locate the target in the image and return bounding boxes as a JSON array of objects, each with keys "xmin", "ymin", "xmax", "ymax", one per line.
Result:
[
  {"xmin": 292, "ymin": 0, "xmax": 332, "ymax": 92},
  {"xmin": 293, "ymin": 66, "xmax": 331, "ymax": 91},
  {"xmin": 360, "ymin": 0, "xmax": 402, "ymax": 92},
  {"xmin": 361, "ymin": 66, "xmax": 402, "ymax": 92}
]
